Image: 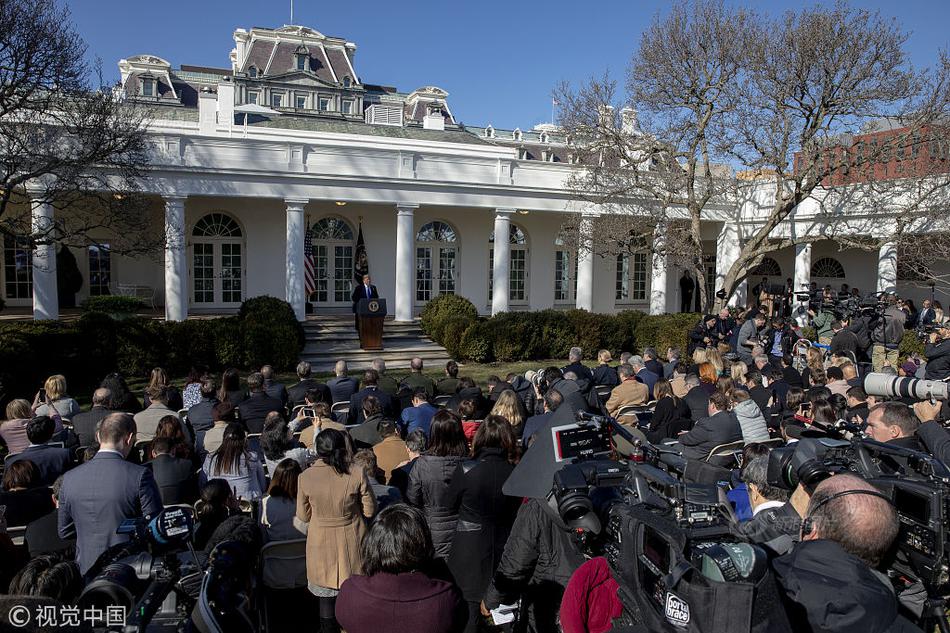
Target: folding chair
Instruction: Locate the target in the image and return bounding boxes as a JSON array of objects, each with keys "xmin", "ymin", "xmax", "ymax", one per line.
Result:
[
  {"xmin": 259, "ymin": 539, "xmax": 314, "ymax": 632},
  {"xmin": 704, "ymin": 440, "xmax": 745, "ymax": 467},
  {"xmin": 433, "ymin": 395, "xmax": 452, "ymax": 408}
]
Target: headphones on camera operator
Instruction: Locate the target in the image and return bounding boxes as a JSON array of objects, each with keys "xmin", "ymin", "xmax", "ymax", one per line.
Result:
[{"xmin": 799, "ymin": 488, "xmax": 893, "ymax": 540}]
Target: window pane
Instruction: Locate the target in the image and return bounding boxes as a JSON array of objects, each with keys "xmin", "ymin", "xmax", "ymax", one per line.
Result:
[
  {"xmin": 248, "ymin": 92, "xmax": 258, "ymax": 105},
  {"xmin": 3, "ymin": 235, "xmax": 33, "ymax": 299},
  {"xmin": 416, "ymin": 247, "xmax": 432, "ymax": 302},
  {"xmin": 632, "ymin": 253, "xmax": 647, "ymax": 301},
  {"xmin": 88, "ymin": 244, "xmax": 112, "ymax": 296},
  {"xmin": 555, "ymin": 250, "xmax": 568, "ymax": 301},
  {"xmin": 272, "ymin": 93, "xmax": 282, "ymax": 108},
  {"xmin": 439, "ymin": 248, "xmax": 456, "ymax": 294},
  {"xmin": 220, "ymin": 243, "xmax": 242, "ymax": 303},
  {"xmin": 315, "ymin": 244, "xmax": 328, "ymax": 303},
  {"xmin": 510, "ymin": 249, "xmax": 526, "ymax": 301},
  {"xmin": 616, "ymin": 254, "xmax": 629, "ymax": 301},
  {"xmin": 193, "ymin": 243, "xmax": 214, "ymax": 303},
  {"xmin": 296, "ymin": 96, "xmax": 306, "ymax": 109},
  {"xmin": 334, "ymin": 246, "xmax": 353, "ymax": 302},
  {"xmin": 488, "ymin": 248, "xmax": 493, "ymax": 301}
]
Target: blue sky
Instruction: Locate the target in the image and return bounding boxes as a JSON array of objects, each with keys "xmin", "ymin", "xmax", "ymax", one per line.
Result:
[{"xmin": 69, "ymin": 0, "xmax": 949, "ymax": 130}]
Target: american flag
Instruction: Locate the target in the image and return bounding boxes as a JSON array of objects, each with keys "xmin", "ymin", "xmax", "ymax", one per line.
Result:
[{"xmin": 304, "ymin": 228, "xmax": 315, "ymax": 298}]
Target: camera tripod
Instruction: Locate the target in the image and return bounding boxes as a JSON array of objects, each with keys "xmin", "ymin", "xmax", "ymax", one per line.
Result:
[{"xmin": 919, "ymin": 592, "xmax": 950, "ymax": 633}]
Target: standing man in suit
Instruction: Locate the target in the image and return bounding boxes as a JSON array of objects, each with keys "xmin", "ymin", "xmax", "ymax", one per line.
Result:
[
  {"xmin": 237, "ymin": 373, "xmax": 285, "ymax": 434},
  {"xmin": 147, "ymin": 437, "xmax": 198, "ymax": 505},
  {"xmin": 71, "ymin": 388, "xmax": 112, "ymax": 448},
  {"xmin": 58, "ymin": 412, "xmax": 163, "ymax": 574},
  {"xmin": 4, "ymin": 416, "xmax": 72, "ymax": 486},
  {"xmin": 351, "ymin": 273, "xmax": 379, "ymax": 331}
]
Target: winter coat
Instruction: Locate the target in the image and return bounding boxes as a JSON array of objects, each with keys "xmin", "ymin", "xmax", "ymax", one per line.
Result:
[
  {"xmin": 445, "ymin": 448, "xmax": 519, "ymax": 601},
  {"xmin": 732, "ymin": 399, "xmax": 771, "ymax": 444},
  {"xmin": 336, "ymin": 571, "xmax": 466, "ymax": 633},
  {"xmin": 510, "ymin": 375, "xmax": 537, "ymax": 414},
  {"xmin": 559, "ymin": 557, "xmax": 623, "ymax": 633},
  {"xmin": 407, "ymin": 454, "xmax": 464, "ymax": 558},
  {"xmin": 872, "ymin": 306, "xmax": 906, "ymax": 347},
  {"xmin": 924, "ymin": 338, "xmax": 950, "ymax": 380}
]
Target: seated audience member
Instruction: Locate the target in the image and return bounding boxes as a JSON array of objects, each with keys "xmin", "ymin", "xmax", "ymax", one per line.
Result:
[
  {"xmin": 840, "ymin": 361, "xmax": 861, "ymax": 387},
  {"xmin": 669, "ymin": 363, "xmax": 690, "ymax": 398},
  {"xmin": 677, "ymin": 391, "xmax": 742, "ymax": 461},
  {"xmin": 390, "ymin": 430, "xmax": 426, "ymax": 498},
  {"xmin": 151, "ymin": 415, "xmax": 196, "ymax": 462},
  {"xmin": 200, "ymin": 402, "xmax": 236, "ymax": 454},
  {"xmin": 0, "ymin": 460, "xmax": 54, "ymax": 527},
  {"xmin": 58, "ymin": 412, "xmax": 163, "ymax": 574},
  {"xmin": 562, "ymin": 347, "xmax": 594, "ymax": 394},
  {"xmin": 218, "ymin": 367, "xmax": 247, "ymax": 406},
  {"xmin": 731, "ymin": 390, "xmax": 770, "ymax": 445},
  {"xmin": 350, "ymin": 395, "xmax": 391, "ymax": 449},
  {"xmin": 71, "ymin": 388, "xmax": 112, "ymax": 448},
  {"xmin": 8, "ymin": 554, "xmax": 83, "ymax": 604},
  {"xmin": 605, "ymin": 364, "xmax": 649, "ymax": 423},
  {"xmin": 193, "ymin": 479, "xmax": 239, "ymax": 549},
  {"xmin": 630, "ymin": 355, "xmax": 659, "ymax": 400},
  {"xmin": 772, "ymin": 474, "xmax": 912, "ymax": 632},
  {"xmin": 521, "ymin": 389, "xmax": 563, "ymax": 450},
  {"xmin": 645, "ymin": 379, "xmax": 691, "ymax": 443},
  {"xmin": 643, "ymin": 347, "xmax": 665, "ymax": 379},
  {"xmin": 349, "ymin": 369, "xmax": 394, "ymax": 426},
  {"xmin": 447, "ymin": 377, "xmax": 490, "ymax": 419},
  {"xmin": 436, "ymin": 360, "xmax": 461, "ymax": 396},
  {"xmin": 401, "ymin": 357, "xmax": 437, "ymax": 398},
  {"xmin": 101, "ymin": 372, "xmax": 142, "ymax": 413},
  {"xmin": 490, "ymin": 389, "xmax": 528, "ymax": 439},
  {"xmin": 508, "ymin": 371, "xmax": 537, "ymax": 415},
  {"xmin": 142, "ymin": 367, "xmax": 184, "ymax": 411},
  {"xmin": 181, "ymin": 366, "xmax": 206, "ymax": 410},
  {"xmin": 401, "ymin": 388, "xmax": 438, "ymax": 437},
  {"xmin": 287, "ymin": 361, "xmax": 331, "ymax": 407},
  {"xmin": 663, "ymin": 347, "xmax": 682, "ymax": 379},
  {"xmin": 32, "ymin": 374, "xmax": 81, "ymax": 419},
  {"xmin": 0, "ymin": 399, "xmax": 36, "ymax": 456},
  {"xmin": 261, "ymin": 364, "xmax": 288, "ymax": 405},
  {"xmin": 186, "ymin": 378, "xmax": 219, "ymax": 436},
  {"xmin": 744, "ymin": 369, "xmax": 772, "ymax": 413},
  {"xmin": 24, "ymin": 475, "xmax": 75, "ymax": 558},
  {"xmin": 698, "ymin": 362, "xmax": 719, "ymax": 394},
  {"xmin": 134, "ymin": 385, "xmax": 181, "ymax": 443},
  {"xmin": 237, "ymin": 372, "xmax": 285, "ymax": 434},
  {"xmin": 259, "ymin": 459, "xmax": 307, "ymax": 542},
  {"xmin": 337, "ymin": 504, "xmax": 465, "ymax": 633},
  {"xmin": 738, "ymin": 455, "xmax": 800, "ymax": 544},
  {"xmin": 200, "ymin": 423, "xmax": 266, "ymax": 501},
  {"xmin": 825, "ymin": 365, "xmax": 850, "ymax": 397},
  {"xmin": 261, "ymin": 412, "xmax": 312, "ymax": 473},
  {"xmin": 725, "ymin": 443, "xmax": 772, "ymax": 522},
  {"xmin": 4, "ymin": 416, "xmax": 71, "ymax": 486},
  {"xmin": 845, "ymin": 386, "xmax": 870, "ymax": 425},
  {"xmin": 354, "ymin": 448, "xmax": 402, "ymax": 515},
  {"xmin": 373, "ymin": 419, "xmax": 409, "ymax": 483},
  {"xmin": 327, "ymin": 360, "xmax": 359, "ymax": 403},
  {"xmin": 297, "ymin": 401, "xmax": 344, "ymax": 449},
  {"xmin": 682, "ymin": 373, "xmax": 710, "ymax": 421},
  {"xmin": 486, "ymin": 375, "xmax": 510, "ymax": 402},
  {"xmin": 148, "ymin": 437, "xmax": 199, "ymax": 505},
  {"xmin": 457, "ymin": 398, "xmax": 482, "ymax": 444}
]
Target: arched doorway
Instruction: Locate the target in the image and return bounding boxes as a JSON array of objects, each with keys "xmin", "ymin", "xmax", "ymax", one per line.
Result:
[
  {"xmin": 415, "ymin": 220, "xmax": 458, "ymax": 304},
  {"xmin": 310, "ymin": 216, "xmax": 354, "ymax": 307},
  {"xmin": 488, "ymin": 223, "xmax": 529, "ymax": 305},
  {"xmin": 190, "ymin": 212, "xmax": 244, "ymax": 308}
]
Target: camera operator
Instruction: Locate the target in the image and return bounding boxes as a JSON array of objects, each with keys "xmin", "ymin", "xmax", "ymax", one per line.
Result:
[
  {"xmin": 761, "ymin": 316, "xmax": 799, "ymax": 368},
  {"xmin": 845, "ymin": 313, "xmax": 874, "ymax": 363},
  {"xmin": 737, "ymin": 312, "xmax": 767, "ymax": 365},
  {"xmin": 923, "ymin": 324, "xmax": 950, "ymax": 380},
  {"xmin": 771, "ymin": 474, "xmax": 914, "ymax": 633},
  {"xmin": 871, "ymin": 294, "xmax": 906, "ymax": 372},
  {"xmin": 807, "ymin": 288, "xmax": 837, "ymax": 345},
  {"xmin": 830, "ymin": 320, "xmax": 859, "ymax": 361},
  {"xmin": 738, "ymin": 455, "xmax": 801, "ymax": 546},
  {"xmin": 865, "ymin": 401, "xmax": 923, "ymax": 457},
  {"xmin": 687, "ymin": 314, "xmax": 718, "ymax": 355}
]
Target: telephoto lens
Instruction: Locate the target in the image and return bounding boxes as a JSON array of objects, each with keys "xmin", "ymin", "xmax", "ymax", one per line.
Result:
[{"xmin": 864, "ymin": 373, "xmax": 949, "ymax": 401}]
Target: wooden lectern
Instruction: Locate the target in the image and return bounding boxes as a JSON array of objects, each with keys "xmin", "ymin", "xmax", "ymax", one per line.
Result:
[{"xmin": 357, "ymin": 298, "xmax": 386, "ymax": 351}]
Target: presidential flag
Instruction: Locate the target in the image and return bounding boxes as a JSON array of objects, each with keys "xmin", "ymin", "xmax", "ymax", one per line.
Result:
[
  {"xmin": 354, "ymin": 222, "xmax": 368, "ymax": 282},
  {"xmin": 304, "ymin": 227, "xmax": 315, "ymax": 299}
]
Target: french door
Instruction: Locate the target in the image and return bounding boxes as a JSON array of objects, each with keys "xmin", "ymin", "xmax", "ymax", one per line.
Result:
[
  {"xmin": 313, "ymin": 243, "xmax": 353, "ymax": 306},
  {"xmin": 191, "ymin": 240, "xmax": 243, "ymax": 307}
]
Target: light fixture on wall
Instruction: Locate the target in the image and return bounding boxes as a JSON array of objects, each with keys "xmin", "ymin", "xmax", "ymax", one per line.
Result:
[
  {"xmin": 517, "ymin": 209, "xmax": 529, "ymax": 215},
  {"xmin": 335, "ymin": 201, "xmax": 347, "ymax": 206}
]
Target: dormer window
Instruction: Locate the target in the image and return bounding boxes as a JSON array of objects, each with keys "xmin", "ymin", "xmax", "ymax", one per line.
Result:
[
  {"xmin": 248, "ymin": 66, "xmax": 258, "ymax": 78},
  {"xmin": 295, "ymin": 45, "xmax": 310, "ymax": 71},
  {"xmin": 484, "ymin": 125, "xmax": 494, "ymax": 138},
  {"xmin": 539, "ymin": 132, "xmax": 549, "ymax": 143},
  {"xmin": 513, "ymin": 128, "xmax": 522, "ymax": 141},
  {"xmin": 342, "ymin": 76, "xmax": 352, "ymax": 88},
  {"xmin": 297, "ymin": 55, "xmax": 307, "ymax": 70},
  {"xmin": 141, "ymin": 77, "xmax": 155, "ymax": 97}
]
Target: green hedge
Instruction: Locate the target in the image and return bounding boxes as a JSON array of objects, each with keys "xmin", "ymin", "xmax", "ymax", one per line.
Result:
[
  {"xmin": 81, "ymin": 295, "xmax": 142, "ymax": 314},
  {"xmin": 420, "ymin": 294, "xmax": 478, "ymax": 342},
  {"xmin": 0, "ymin": 296, "xmax": 303, "ymax": 399}
]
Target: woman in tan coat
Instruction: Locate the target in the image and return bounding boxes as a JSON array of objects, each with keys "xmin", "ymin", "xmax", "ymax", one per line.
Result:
[{"xmin": 297, "ymin": 428, "xmax": 375, "ymax": 633}]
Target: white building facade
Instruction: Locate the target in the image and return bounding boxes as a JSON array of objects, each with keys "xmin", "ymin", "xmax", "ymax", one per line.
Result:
[{"xmin": 5, "ymin": 25, "xmax": 938, "ymax": 321}]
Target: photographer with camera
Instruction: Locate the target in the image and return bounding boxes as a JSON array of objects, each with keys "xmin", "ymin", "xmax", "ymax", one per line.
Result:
[
  {"xmin": 737, "ymin": 313, "xmax": 768, "ymax": 365},
  {"xmin": 738, "ymin": 455, "xmax": 801, "ymax": 546},
  {"xmin": 688, "ymin": 314, "xmax": 718, "ymax": 355},
  {"xmin": 770, "ymin": 474, "xmax": 918, "ymax": 633},
  {"xmin": 865, "ymin": 402, "xmax": 923, "ymax": 452},
  {"xmin": 871, "ymin": 294, "xmax": 906, "ymax": 372},
  {"xmin": 923, "ymin": 324, "xmax": 950, "ymax": 380},
  {"xmin": 807, "ymin": 288, "xmax": 837, "ymax": 345}
]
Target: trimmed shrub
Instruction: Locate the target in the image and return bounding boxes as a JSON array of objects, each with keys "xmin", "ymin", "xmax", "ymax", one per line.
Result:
[
  {"xmin": 459, "ymin": 320, "xmax": 493, "ymax": 363},
  {"xmin": 633, "ymin": 313, "xmax": 700, "ymax": 356},
  {"xmin": 238, "ymin": 296, "xmax": 305, "ymax": 370},
  {"xmin": 441, "ymin": 315, "xmax": 473, "ymax": 361},
  {"xmin": 81, "ymin": 295, "xmax": 142, "ymax": 315},
  {"xmin": 420, "ymin": 294, "xmax": 478, "ymax": 342}
]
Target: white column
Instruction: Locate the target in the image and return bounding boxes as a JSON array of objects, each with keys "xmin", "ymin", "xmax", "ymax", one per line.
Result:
[
  {"xmin": 284, "ymin": 198, "xmax": 308, "ymax": 321},
  {"xmin": 491, "ymin": 209, "xmax": 513, "ymax": 315},
  {"xmin": 394, "ymin": 204, "xmax": 417, "ymax": 322},
  {"xmin": 793, "ymin": 242, "xmax": 812, "ymax": 327},
  {"xmin": 649, "ymin": 223, "xmax": 668, "ymax": 315},
  {"xmin": 716, "ymin": 220, "xmax": 745, "ymax": 307},
  {"xmin": 163, "ymin": 196, "xmax": 187, "ymax": 322},
  {"xmin": 877, "ymin": 240, "xmax": 898, "ymax": 294},
  {"xmin": 575, "ymin": 213, "xmax": 595, "ymax": 311},
  {"xmin": 30, "ymin": 196, "xmax": 58, "ymax": 320}
]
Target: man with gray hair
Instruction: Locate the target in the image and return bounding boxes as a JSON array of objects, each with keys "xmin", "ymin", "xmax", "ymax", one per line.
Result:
[
  {"xmin": 260, "ymin": 364, "xmax": 288, "ymax": 405},
  {"xmin": 682, "ymin": 373, "xmax": 709, "ymax": 421},
  {"xmin": 327, "ymin": 360, "xmax": 358, "ymax": 404},
  {"xmin": 400, "ymin": 357, "xmax": 436, "ymax": 397},
  {"xmin": 739, "ymin": 454, "xmax": 800, "ymax": 544},
  {"xmin": 372, "ymin": 358, "xmax": 399, "ymax": 396},
  {"xmin": 642, "ymin": 347, "xmax": 664, "ymax": 378},
  {"xmin": 606, "ymin": 363, "xmax": 649, "ymax": 420},
  {"xmin": 72, "ymin": 387, "xmax": 112, "ymax": 447},
  {"xmin": 562, "ymin": 346, "xmax": 594, "ymax": 394},
  {"xmin": 630, "ymin": 355, "xmax": 659, "ymax": 400},
  {"xmin": 287, "ymin": 360, "xmax": 331, "ymax": 407}
]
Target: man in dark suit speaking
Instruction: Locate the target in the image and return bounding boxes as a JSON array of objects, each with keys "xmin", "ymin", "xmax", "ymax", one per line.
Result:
[
  {"xmin": 351, "ymin": 273, "xmax": 379, "ymax": 331},
  {"xmin": 58, "ymin": 412, "xmax": 163, "ymax": 574}
]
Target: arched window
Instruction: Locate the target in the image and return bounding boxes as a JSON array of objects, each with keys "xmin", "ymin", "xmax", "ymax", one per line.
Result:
[
  {"xmin": 342, "ymin": 76, "xmax": 351, "ymax": 88},
  {"xmin": 192, "ymin": 212, "xmax": 242, "ymax": 238},
  {"xmin": 309, "ymin": 217, "xmax": 355, "ymax": 305},
  {"xmin": 484, "ymin": 125, "xmax": 494, "ymax": 138},
  {"xmin": 749, "ymin": 257, "xmax": 782, "ymax": 277},
  {"xmin": 811, "ymin": 257, "xmax": 845, "ymax": 278},
  {"xmin": 191, "ymin": 213, "xmax": 244, "ymax": 305},
  {"xmin": 513, "ymin": 128, "xmax": 522, "ymax": 141},
  {"xmin": 248, "ymin": 65, "xmax": 258, "ymax": 78},
  {"xmin": 416, "ymin": 221, "xmax": 458, "ymax": 302},
  {"xmin": 488, "ymin": 223, "xmax": 529, "ymax": 303}
]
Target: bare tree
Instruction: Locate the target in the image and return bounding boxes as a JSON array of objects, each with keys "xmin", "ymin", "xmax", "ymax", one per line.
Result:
[
  {"xmin": 0, "ymin": 0, "xmax": 156, "ymax": 256},
  {"xmin": 557, "ymin": 0, "xmax": 950, "ymax": 310}
]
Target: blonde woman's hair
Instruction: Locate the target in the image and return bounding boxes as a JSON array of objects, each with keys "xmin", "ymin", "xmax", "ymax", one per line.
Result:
[
  {"xmin": 44, "ymin": 375, "xmax": 67, "ymax": 401},
  {"xmin": 490, "ymin": 389, "xmax": 527, "ymax": 429},
  {"xmin": 692, "ymin": 348, "xmax": 708, "ymax": 365},
  {"xmin": 147, "ymin": 367, "xmax": 170, "ymax": 393},
  {"xmin": 597, "ymin": 349, "xmax": 613, "ymax": 364},
  {"xmin": 705, "ymin": 347, "xmax": 724, "ymax": 377},
  {"xmin": 730, "ymin": 361, "xmax": 748, "ymax": 383},
  {"xmin": 5, "ymin": 399, "xmax": 31, "ymax": 420}
]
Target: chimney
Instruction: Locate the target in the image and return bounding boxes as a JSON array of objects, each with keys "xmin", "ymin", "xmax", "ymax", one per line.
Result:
[
  {"xmin": 620, "ymin": 107, "xmax": 639, "ymax": 134},
  {"xmin": 198, "ymin": 87, "xmax": 217, "ymax": 134},
  {"xmin": 423, "ymin": 103, "xmax": 445, "ymax": 131}
]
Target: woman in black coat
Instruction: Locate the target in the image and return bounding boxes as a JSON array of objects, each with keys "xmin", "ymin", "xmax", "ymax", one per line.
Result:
[
  {"xmin": 445, "ymin": 416, "xmax": 520, "ymax": 633},
  {"xmin": 645, "ymin": 379, "xmax": 691, "ymax": 443}
]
